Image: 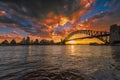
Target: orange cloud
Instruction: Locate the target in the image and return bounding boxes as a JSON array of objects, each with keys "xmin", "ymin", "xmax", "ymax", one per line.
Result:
[
  {"xmin": 0, "ymin": 10, "xmax": 6, "ymax": 16},
  {"xmin": 0, "ymin": 34, "xmax": 23, "ymax": 43},
  {"xmin": 40, "ymin": 12, "xmax": 70, "ymax": 26},
  {"xmin": 11, "ymin": 31, "xmax": 19, "ymax": 35}
]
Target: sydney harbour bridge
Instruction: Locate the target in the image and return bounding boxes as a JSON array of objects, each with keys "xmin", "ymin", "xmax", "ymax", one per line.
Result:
[
  {"xmin": 61, "ymin": 30, "xmax": 110, "ymax": 44},
  {"xmin": 61, "ymin": 24, "xmax": 120, "ymax": 44}
]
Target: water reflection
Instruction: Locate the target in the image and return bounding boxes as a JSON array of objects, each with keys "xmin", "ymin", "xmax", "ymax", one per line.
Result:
[
  {"xmin": 111, "ymin": 46, "xmax": 120, "ymax": 70},
  {"xmin": 0, "ymin": 46, "xmax": 30, "ymax": 64},
  {"xmin": 0, "ymin": 45, "xmax": 120, "ymax": 80}
]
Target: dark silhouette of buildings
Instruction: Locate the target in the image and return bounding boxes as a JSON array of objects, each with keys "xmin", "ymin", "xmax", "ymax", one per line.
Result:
[
  {"xmin": 26, "ymin": 37, "xmax": 30, "ymax": 45},
  {"xmin": 49, "ymin": 40, "xmax": 54, "ymax": 44},
  {"xmin": 19, "ymin": 37, "xmax": 31, "ymax": 45},
  {"xmin": 1, "ymin": 40, "xmax": 9, "ymax": 45},
  {"xmin": 10, "ymin": 39, "xmax": 17, "ymax": 45},
  {"xmin": 33, "ymin": 39, "xmax": 55, "ymax": 45},
  {"xmin": 110, "ymin": 24, "xmax": 120, "ymax": 44},
  {"xmin": 39, "ymin": 39, "xmax": 55, "ymax": 45},
  {"xmin": 31, "ymin": 40, "xmax": 34, "ymax": 45},
  {"xmin": 34, "ymin": 39, "xmax": 39, "ymax": 45},
  {"xmin": 20, "ymin": 37, "xmax": 26, "ymax": 45},
  {"xmin": 21, "ymin": 37, "xmax": 55, "ymax": 45},
  {"xmin": 0, "ymin": 36, "xmax": 55, "ymax": 46}
]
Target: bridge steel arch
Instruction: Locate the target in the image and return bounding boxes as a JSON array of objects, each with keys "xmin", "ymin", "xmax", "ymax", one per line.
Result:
[{"xmin": 63, "ymin": 30, "xmax": 110, "ymax": 44}]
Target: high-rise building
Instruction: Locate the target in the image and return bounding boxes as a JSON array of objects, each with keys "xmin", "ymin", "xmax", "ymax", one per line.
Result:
[{"xmin": 110, "ymin": 24, "xmax": 120, "ymax": 44}]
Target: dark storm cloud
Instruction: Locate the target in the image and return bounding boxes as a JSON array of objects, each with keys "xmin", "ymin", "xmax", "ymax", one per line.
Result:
[
  {"xmin": 1, "ymin": 0, "xmax": 68, "ymax": 18},
  {"xmin": 1, "ymin": 0, "xmax": 89, "ymax": 20},
  {"xmin": 0, "ymin": 0, "xmax": 94, "ymax": 37}
]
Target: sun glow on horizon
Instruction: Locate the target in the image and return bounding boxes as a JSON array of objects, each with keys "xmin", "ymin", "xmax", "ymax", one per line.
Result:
[
  {"xmin": 66, "ymin": 40, "xmax": 77, "ymax": 44},
  {"xmin": 66, "ymin": 38, "xmax": 104, "ymax": 45}
]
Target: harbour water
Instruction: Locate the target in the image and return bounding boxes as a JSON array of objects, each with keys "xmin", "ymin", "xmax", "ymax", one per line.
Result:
[{"xmin": 0, "ymin": 45, "xmax": 120, "ymax": 80}]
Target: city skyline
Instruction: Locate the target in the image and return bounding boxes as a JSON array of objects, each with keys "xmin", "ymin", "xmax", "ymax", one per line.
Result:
[{"xmin": 0, "ymin": 0, "xmax": 120, "ymax": 43}]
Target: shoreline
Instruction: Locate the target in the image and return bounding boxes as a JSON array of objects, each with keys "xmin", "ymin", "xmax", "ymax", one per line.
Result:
[{"xmin": 0, "ymin": 44, "xmax": 120, "ymax": 46}]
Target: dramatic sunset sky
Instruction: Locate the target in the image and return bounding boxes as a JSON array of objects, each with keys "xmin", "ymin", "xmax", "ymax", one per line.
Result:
[{"xmin": 0, "ymin": 0, "xmax": 120, "ymax": 43}]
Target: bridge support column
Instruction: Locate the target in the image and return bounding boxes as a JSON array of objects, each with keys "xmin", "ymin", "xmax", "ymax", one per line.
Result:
[{"xmin": 104, "ymin": 36, "xmax": 110, "ymax": 44}]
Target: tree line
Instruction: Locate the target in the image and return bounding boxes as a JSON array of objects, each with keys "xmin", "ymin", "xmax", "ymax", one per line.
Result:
[{"xmin": 0, "ymin": 37, "xmax": 57, "ymax": 46}]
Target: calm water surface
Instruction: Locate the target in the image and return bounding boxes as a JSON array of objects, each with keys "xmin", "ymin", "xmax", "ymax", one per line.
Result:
[{"xmin": 0, "ymin": 45, "xmax": 120, "ymax": 80}]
